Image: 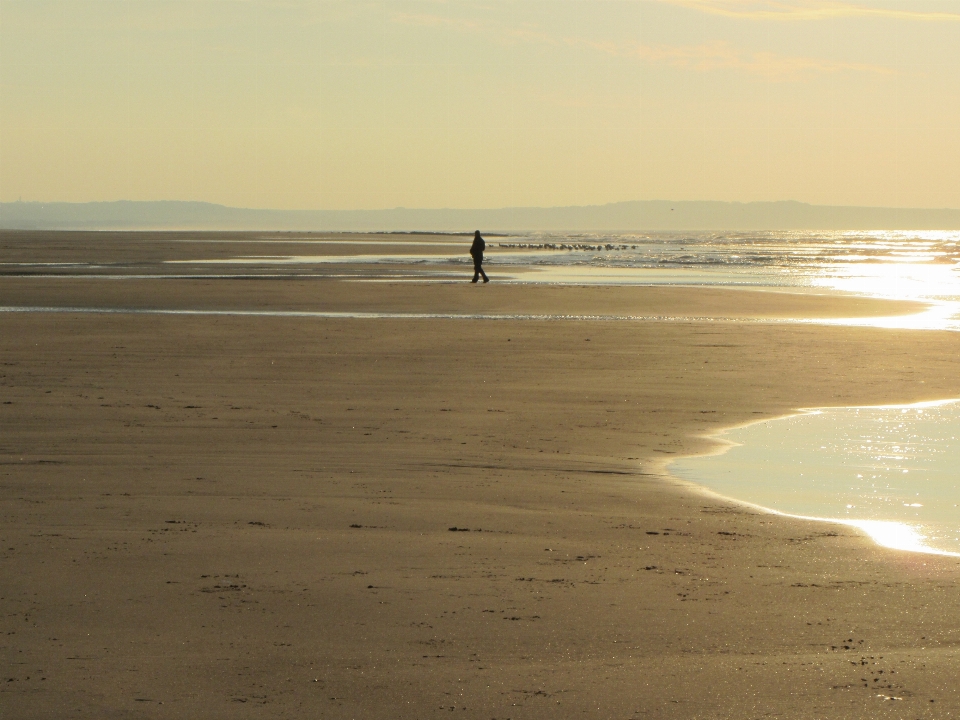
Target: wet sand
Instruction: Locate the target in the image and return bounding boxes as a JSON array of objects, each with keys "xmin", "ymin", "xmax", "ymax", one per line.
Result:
[{"xmin": 3, "ymin": 232, "xmax": 960, "ymax": 718}]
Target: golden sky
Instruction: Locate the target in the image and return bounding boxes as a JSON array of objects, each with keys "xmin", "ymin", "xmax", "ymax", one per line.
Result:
[{"xmin": 1, "ymin": 0, "xmax": 958, "ymax": 210}]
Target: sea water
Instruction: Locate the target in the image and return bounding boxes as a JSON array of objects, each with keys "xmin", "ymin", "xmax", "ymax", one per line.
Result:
[
  {"xmin": 669, "ymin": 401, "xmax": 960, "ymax": 556},
  {"xmin": 8, "ymin": 228, "xmax": 960, "ymax": 305}
]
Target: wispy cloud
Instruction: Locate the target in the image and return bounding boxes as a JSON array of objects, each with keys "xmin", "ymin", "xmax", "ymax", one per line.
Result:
[
  {"xmin": 584, "ymin": 39, "xmax": 896, "ymax": 79},
  {"xmin": 393, "ymin": 11, "xmax": 895, "ymax": 81},
  {"xmin": 660, "ymin": 0, "xmax": 960, "ymax": 22}
]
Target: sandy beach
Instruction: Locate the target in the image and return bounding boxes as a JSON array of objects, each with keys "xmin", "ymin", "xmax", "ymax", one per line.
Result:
[{"xmin": 3, "ymin": 231, "xmax": 960, "ymax": 719}]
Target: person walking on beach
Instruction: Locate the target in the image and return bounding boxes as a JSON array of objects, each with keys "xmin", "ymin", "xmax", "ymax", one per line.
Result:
[{"xmin": 470, "ymin": 230, "xmax": 489, "ymax": 283}]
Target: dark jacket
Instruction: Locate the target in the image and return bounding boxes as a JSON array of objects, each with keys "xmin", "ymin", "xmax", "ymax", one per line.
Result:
[{"xmin": 470, "ymin": 235, "xmax": 485, "ymax": 258}]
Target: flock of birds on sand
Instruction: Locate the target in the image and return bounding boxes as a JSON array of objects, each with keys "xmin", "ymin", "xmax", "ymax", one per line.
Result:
[{"xmin": 496, "ymin": 242, "xmax": 641, "ymax": 252}]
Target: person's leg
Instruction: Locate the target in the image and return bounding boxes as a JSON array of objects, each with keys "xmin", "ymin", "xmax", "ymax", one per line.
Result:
[
  {"xmin": 480, "ymin": 265, "xmax": 489, "ymax": 282},
  {"xmin": 472, "ymin": 258, "xmax": 480, "ymax": 282}
]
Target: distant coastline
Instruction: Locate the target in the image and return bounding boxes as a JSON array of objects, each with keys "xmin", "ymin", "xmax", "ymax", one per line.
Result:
[{"xmin": 2, "ymin": 199, "xmax": 960, "ymax": 232}]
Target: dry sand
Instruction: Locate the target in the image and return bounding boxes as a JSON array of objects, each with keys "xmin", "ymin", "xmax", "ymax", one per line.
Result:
[{"xmin": 3, "ymin": 231, "xmax": 960, "ymax": 718}]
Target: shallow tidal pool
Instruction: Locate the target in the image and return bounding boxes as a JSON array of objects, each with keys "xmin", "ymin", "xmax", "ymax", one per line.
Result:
[{"xmin": 670, "ymin": 400, "xmax": 960, "ymax": 556}]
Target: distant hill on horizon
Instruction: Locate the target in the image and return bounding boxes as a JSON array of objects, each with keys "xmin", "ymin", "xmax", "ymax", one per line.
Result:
[{"xmin": 3, "ymin": 199, "xmax": 960, "ymax": 232}]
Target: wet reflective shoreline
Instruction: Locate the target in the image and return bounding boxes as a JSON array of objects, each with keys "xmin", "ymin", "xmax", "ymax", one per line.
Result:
[{"xmin": 671, "ymin": 401, "xmax": 960, "ymax": 556}]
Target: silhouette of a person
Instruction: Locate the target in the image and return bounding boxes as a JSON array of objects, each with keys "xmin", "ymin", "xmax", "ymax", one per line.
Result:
[{"xmin": 470, "ymin": 230, "xmax": 489, "ymax": 283}]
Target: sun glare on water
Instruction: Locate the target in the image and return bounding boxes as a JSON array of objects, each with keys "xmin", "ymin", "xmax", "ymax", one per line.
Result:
[{"xmin": 671, "ymin": 400, "xmax": 960, "ymax": 557}]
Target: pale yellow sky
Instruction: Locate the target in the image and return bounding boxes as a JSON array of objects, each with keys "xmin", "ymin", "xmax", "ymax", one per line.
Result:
[{"xmin": 1, "ymin": 0, "xmax": 958, "ymax": 210}]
